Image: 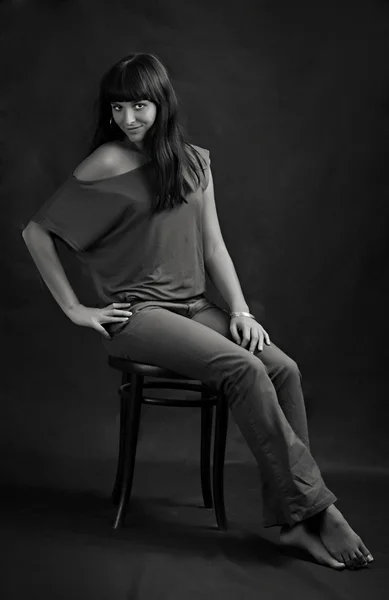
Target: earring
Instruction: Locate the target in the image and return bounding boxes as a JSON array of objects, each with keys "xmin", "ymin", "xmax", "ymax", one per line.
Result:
[{"xmin": 109, "ymin": 117, "xmax": 113, "ymax": 127}]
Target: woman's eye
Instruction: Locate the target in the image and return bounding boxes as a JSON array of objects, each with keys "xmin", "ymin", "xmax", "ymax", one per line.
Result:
[{"xmin": 111, "ymin": 102, "xmax": 146, "ymax": 111}]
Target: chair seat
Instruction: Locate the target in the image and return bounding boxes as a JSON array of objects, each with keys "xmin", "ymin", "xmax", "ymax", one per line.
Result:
[{"xmin": 108, "ymin": 356, "xmax": 194, "ymax": 380}]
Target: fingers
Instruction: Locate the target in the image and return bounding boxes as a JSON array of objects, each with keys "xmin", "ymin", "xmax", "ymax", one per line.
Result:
[
  {"xmin": 249, "ymin": 327, "xmax": 270, "ymax": 353},
  {"xmin": 106, "ymin": 308, "xmax": 133, "ymax": 318},
  {"xmin": 240, "ymin": 333, "xmax": 251, "ymax": 350},
  {"xmin": 249, "ymin": 331, "xmax": 262, "ymax": 353},
  {"xmin": 100, "ymin": 304, "xmax": 133, "ymax": 326},
  {"xmin": 105, "ymin": 316, "xmax": 132, "ymax": 322},
  {"xmin": 96, "ymin": 324, "xmax": 111, "ymax": 339},
  {"xmin": 229, "ymin": 322, "xmax": 241, "ymax": 345},
  {"xmin": 239, "ymin": 326, "xmax": 254, "ymax": 350},
  {"xmin": 255, "ymin": 327, "xmax": 271, "ymax": 352},
  {"xmin": 111, "ymin": 302, "xmax": 132, "ymax": 308},
  {"xmin": 231, "ymin": 322, "xmax": 271, "ymax": 354}
]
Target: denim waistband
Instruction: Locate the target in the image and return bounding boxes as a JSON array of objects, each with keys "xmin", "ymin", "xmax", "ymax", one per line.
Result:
[
  {"xmin": 104, "ymin": 295, "xmax": 221, "ymax": 339},
  {"xmin": 128, "ymin": 295, "xmax": 215, "ymax": 318}
]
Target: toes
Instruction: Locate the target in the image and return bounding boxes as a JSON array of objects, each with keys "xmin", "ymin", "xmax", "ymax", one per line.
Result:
[
  {"xmin": 350, "ymin": 551, "xmax": 367, "ymax": 569},
  {"xmin": 332, "ymin": 551, "xmax": 346, "ymax": 565},
  {"xmin": 341, "ymin": 553, "xmax": 353, "ymax": 569},
  {"xmin": 354, "ymin": 549, "xmax": 368, "ymax": 568},
  {"xmin": 343, "ymin": 551, "xmax": 368, "ymax": 570},
  {"xmin": 359, "ymin": 541, "xmax": 374, "ymax": 563},
  {"xmin": 330, "ymin": 557, "xmax": 346, "ymax": 570}
]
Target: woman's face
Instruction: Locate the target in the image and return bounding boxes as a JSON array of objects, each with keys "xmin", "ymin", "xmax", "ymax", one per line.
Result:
[{"xmin": 110, "ymin": 99, "xmax": 157, "ymax": 145}]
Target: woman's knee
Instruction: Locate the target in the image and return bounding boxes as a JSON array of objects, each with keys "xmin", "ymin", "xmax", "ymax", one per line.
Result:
[
  {"xmin": 263, "ymin": 352, "xmax": 301, "ymax": 381},
  {"xmin": 279, "ymin": 356, "xmax": 301, "ymax": 379},
  {"xmin": 220, "ymin": 347, "xmax": 268, "ymax": 383}
]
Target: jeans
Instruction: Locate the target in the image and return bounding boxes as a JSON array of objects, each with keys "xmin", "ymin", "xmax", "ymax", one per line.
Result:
[{"xmin": 102, "ymin": 293, "xmax": 336, "ymax": 527}]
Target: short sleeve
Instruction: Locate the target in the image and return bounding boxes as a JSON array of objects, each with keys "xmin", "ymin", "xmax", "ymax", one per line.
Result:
[{"xmin": 29, "ymin": 176, "xmax": 123, "ymax": 252}]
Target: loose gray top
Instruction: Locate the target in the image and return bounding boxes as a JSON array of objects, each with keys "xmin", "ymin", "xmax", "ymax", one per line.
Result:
[{"xmin": 30, "ymin": 144, "xmax": 211, "ymax": 307}]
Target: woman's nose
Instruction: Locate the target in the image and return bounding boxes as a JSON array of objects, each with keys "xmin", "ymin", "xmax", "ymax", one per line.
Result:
[{"xmin": 124, "ymin": 109, "xmax": 136, "ymax": 124}]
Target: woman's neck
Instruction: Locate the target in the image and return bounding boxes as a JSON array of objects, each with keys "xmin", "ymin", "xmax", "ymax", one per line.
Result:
[{"xmin": 121, "ymin": 137, "xmax": 145, "ymax": 155}]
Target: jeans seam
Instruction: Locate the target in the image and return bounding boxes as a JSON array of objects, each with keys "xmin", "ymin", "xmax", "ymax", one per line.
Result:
[{"xmin": 233, "ymin": 392, "xmax": 294, "ymax": 521}]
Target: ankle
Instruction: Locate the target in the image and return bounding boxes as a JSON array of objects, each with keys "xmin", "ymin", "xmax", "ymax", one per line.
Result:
[{"xmin": 308, "ymin": 504, "xmax": 334, "ymax": 523}]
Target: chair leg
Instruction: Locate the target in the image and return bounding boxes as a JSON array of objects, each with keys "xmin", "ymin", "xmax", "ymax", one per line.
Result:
[
  {"xmin": 213, "ymin": 393, "xmax": 228, "ymax": 531},
  {"xmin": 112, "ymin": 374, "xmax": 143, "ymax": 529},
  {"xmin": 200, "ymin": 403, "xmax": 214, "ymax": 508},
  {"xmin": 112, "ymin": 372, "xmax": 131, "ymax": 505}
]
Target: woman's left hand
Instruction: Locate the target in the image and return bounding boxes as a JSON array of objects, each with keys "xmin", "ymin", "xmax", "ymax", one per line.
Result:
[{"xmin": 230, "ymin": 316, "xmax": 271, "ymax": 354}]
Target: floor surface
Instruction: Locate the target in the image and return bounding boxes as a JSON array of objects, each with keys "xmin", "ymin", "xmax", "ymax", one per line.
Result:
[{"xmin": 0, "ymin": 461, "xmax": 387, "ymax": 600}]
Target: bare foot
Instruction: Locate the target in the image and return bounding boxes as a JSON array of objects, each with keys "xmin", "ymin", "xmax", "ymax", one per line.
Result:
[
  {"xmin": 280, "ymin": 522, "xmax": 346, "ymax": 570},
  {"xmin": 309, "ymin": 504, "xmax": 374, "ymax": 569}
]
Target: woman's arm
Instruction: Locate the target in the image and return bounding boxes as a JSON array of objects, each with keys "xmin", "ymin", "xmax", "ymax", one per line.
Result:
[
  {"xmin": 22, "ymin": 221, "xmax": 81, "ymax": 317},
  {"xmin": 22, "ymin": 222, "xmax": 133, "ymax": 338},
  {"xmin": 202, "ymin": 169, "xmax": 250, "ymax": 313}
]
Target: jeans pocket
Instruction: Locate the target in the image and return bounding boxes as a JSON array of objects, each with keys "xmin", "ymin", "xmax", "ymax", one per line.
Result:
[{"xmin": 104, "ymin": 321, "xmax": 128, "ymax": 338}]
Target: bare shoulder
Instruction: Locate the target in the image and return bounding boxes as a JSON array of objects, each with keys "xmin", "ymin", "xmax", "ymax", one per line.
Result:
[{"xmin": 72, "ymin": 142, "xmax": 127, "ymax": 182}]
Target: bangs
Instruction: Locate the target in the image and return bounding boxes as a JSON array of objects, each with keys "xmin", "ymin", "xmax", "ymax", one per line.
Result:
[{"xmin": 104, "ymin": 62, "xmax": 157, "ymax": 104}]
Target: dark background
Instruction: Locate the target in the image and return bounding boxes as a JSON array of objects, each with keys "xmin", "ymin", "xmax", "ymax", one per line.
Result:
[{"xmin": 1, "ymin": 0, "xmax": 388, "ymax": 598}]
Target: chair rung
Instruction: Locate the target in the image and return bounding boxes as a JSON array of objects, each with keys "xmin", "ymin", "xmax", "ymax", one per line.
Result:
[
  {"xmin": 142, "ymin": 396, "xmax": 217, "ymax": 407},
  {"xmin": 144, "ymin": 381, "xmax": 205, "ymax": 392},
  {"xmin": 119, "ymin": 381, "xmax": 216, "ymax": 398}
]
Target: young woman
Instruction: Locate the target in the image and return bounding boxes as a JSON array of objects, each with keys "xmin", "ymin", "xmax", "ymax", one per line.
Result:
[{"xmin": 22, "ymin": 53, "xmax": 373, "ymax": 570}]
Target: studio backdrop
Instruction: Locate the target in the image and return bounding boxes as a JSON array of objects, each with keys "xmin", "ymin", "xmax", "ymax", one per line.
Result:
[{"xmin": 1, "ymin": 0, "xmax": 388, "ymax": 494}]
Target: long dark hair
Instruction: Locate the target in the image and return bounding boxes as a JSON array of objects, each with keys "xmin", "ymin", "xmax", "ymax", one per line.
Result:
[{"xmin": 88, "ymin": 53, "xmax": 207, "ymax": 214}]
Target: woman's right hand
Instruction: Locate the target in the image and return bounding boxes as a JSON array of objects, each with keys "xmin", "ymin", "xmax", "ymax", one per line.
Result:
[{"xmin": 66, "ymin": 302, "xmax": 133, "ymax": 339}]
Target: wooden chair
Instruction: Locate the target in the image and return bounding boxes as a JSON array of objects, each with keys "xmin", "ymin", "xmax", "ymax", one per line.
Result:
[{"xmin": 108, "ymin": 356, "xmax": 229, "ymax": 530}]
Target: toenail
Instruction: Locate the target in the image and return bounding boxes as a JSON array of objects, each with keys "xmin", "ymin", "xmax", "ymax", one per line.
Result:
[{"xmin": 367, "ymin": 554, "xmax": 374, "ymax": 562}]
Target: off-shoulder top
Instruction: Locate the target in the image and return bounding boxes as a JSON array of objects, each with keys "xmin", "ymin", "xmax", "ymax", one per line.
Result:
[{"xmin": 30, "ymin": 144, "xmax": 211, "ymax": 307}]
